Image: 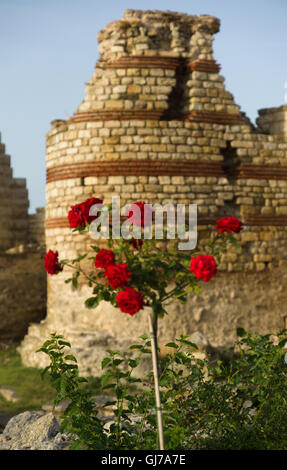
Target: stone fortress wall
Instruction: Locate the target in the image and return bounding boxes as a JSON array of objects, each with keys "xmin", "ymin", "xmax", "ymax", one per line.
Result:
[
  {"xmin": 18, "ymin": 9, "xmax": 287, "ymax": 374},
  {"xmin": 0, "ymin": 134, "xmax": 29, "ymax": 251},
  {"xmin": 0, "ymin": 132, "xmax": 46, "ymax": 250},
  {"xmin": 0, "ymin": 134, "xmax": 46, "ymax": 343},
  {"xmin": 28, "ymin": 208, "xmax": 45, "ymax": 245}
]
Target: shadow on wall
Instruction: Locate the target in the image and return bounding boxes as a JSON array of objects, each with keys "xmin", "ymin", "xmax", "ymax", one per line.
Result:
[{"xmin": 0, "ymin": 247, "xmax": 47, "ymax": 345}]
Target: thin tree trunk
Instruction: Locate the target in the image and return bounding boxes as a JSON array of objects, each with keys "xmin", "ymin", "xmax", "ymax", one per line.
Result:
[{"xmin": 148, "ymin": 309, "xmax": 165, "ymax": 450}]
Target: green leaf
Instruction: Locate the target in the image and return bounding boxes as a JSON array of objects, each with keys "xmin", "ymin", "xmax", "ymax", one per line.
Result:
[
  {"xmin": 237, "ymin": 327, "xmax": 246, "ymax": 337},
  {"xmin": 69, "ymin": 439, "xmax": 85, "ymax": 450},
  {"xmin": 127, "ymin": 377, "xmax": 142, "ymax": 383},
  {"xmin": 106, "ymin": 349, "xmax": 121, "ymax": 356},
  {"xmin": 180, "ymin": 339, "xmax": 198, "ymax": 350},
  {"xmin": 65, "ymin": 364, "xmax": 78, "ymax": 370},
  {"xmin": 113, "ymin": 359, "xmax": 124, "ymax": 366},
  {"xmin": 101, "ymin": 357, "xmax": 112, "ymax": 369},
  {"xmin": 58, "ymin": 340, "xmax": 71, "ymax": 347},
  {"xmin": 91, "ymin": 246, "xmax": 101, "ymax": 252},
  {"xmin": 102, "ymin": 383, "xmax": 116, "ymax": 390},
  {"xmin": 72, "ymin": 271, "xmax": 80, "ymax": 290},
  {"xmin": 102, "ymin": 400, "xmax": 117, "ymax": 408},
  {"xmin": 116, "ymin": 387, "xmax": 125, "ymax": 399},
  {"xmin": 65, "ymin": 354, "xmax": 77, "ymax": 362},
  {"xmin": 85, "ymin": 297, "xmax": 100, "ymax": 309},
  {"xmin": 102, "ymin": 290, "xmax": 111, "ymax": 301},
  {"xmin": 165, "ymin": 342, "xmax": 179, "ymax": 349},
  {"xmin": 40, "ymin": 339, "xmax": 55, "ymax": 349},
  {"xmin": 128, "ymin": 359, "xmax": 139, "ymax": 368}
]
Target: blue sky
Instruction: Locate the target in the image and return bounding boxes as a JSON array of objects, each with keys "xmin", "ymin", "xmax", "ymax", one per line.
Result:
[{"xmin": 0, "ymin": 0, "xmax": 286, "ymax": 213}]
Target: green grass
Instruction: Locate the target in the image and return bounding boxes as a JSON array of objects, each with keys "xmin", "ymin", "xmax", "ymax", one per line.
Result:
[
  {"xmin": 0, "ymin": 348, "xmax": 56, "ymax": 415},
  {"xmin": 0, "ymin": 348, "xmax": 102, "ymax": 416}
]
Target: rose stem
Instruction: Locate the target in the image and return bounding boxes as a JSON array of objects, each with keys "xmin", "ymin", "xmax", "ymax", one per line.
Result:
[{"xmin": 148, "ymin": 309, "xmax": 165, "ymax": 450}]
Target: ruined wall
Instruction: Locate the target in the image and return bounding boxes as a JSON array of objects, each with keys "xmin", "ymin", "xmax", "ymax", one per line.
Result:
[
  {"xmin": 0, "ymin": 135, "xmax": 46, "ymax": 343},
  {"xmin": 0, "ymin": 249, "xmax": 47, "ymax": 344},
  {"xmin": 257, "ymin": 104, "xmax": 287, "ymax": 137},
  {"xmin": 28, "ymin": 208, "xmax": 45, "ymax": 245},
  {"xmin": 0, "ymin": 133, "xmax": 45, "ymax": 250},
  {"xmin": 0, "ymin": 138, "xmax": 13, "ymax": 251},
  {"xmin": 0, "ymin": 134, "xmax": 30, "ymax": 250},
  {"xmin": 19, "ymin": 10, "xmax": 287, "ymax": 374}
]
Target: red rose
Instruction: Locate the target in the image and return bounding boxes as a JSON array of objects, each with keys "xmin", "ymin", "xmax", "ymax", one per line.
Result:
[
  {"xmin": 190, "ymin": 254, "xmax": 217, "ymax": 282},
  {"xmin": 68, "ymin": 197, "xmax": 103, "ymax": 228},
  {"xmin": 215, "ymin": 216, "xmax": 243, "ymax": 234},
  {"xmin": 116, "ymin": 288, "xmax": 145, "ymax": 316},
  {"xmin": 44, "ymin": 250, "xmax": 63, "ymax": 275},
  {"xmin": 104, "ymin": 263, "xmax": 131, "ymax": 289},
  {"xmin": 127, "ymin": 201, "xmax": 152, "ymax": 228},
  {"xmin": 129, "ymin": 239, "xmax": 143, "ymax": 250},
  {"xmin": 95, "ymin": 249, "xmax": 115, "ymax": 269}
]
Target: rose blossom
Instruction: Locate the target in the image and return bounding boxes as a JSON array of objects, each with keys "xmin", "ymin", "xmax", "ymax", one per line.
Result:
[
  {"xmin": 95, "ymin": 249, "xmax": 115, "ymax": 269},
  {"xmin": 189, "ymin": 254, "xmax": 217, "ymax": 282},
  {"xmin": 129, "ymin": 239, "xmax": 143, "ymax": 250},
  {"xmin": 44, "ymin": 250, "xmax": 63, "ymax": 275},
  {"xmin": 127, "ymin": 201, "xmax": 152, "ymax": 228},
  {"xmin": 116, "ymin": 288, "xmax": 145, "ymax": 316},
  {"xmin": 68, "ymin": 197, "xmax": 103, "ymax": 228},
  {"xmin": 215, "ymin": 216, "xmax": 243, "ymax": 234},
  {"xmin": 104, "ymin": 263, "xmax": 131, "ymax": 289}
]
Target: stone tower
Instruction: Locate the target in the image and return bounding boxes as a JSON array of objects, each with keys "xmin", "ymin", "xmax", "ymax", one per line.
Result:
[{"xmin": 20, "ymin": 10, "xmax": 287, "ymax": 374}]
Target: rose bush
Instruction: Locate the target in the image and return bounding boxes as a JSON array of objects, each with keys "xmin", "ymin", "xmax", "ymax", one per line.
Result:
[{"xmin": 43, "ymin": 199, "xmax": 243, "ymax": 449}]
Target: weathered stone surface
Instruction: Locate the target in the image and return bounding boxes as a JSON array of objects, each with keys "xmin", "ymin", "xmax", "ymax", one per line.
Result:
[
  {"xmin": 0, "ymin": 250, "xmax": 46, "ymax": 342},
  {"xmin": 257, "ymin": 104, "xmax": 287, "ymax": 137},
  {"xmin": 42, "ymin": 400, "xmax": 71, "ymax": 414},
  {"xmin": 189, "ymin": 331, "xmax": 210, "ymax": 351},
  {"xmin": 0, "ymin": 133, "xmax": 45, "ymax": 346},
  {"xmin": 0, "ymin": 136, "xmax": 45, "ymax": 252},
  {"xmin": 0, "ymin": 388, "xmax": 19, "ymax": 403},
  {"xmin": 0, "ymin": 411, "xmax": 72, "ymax": 450},
  {"xmin": 19, "ymin": 264, "xmax": 287, "ymax": 376}
]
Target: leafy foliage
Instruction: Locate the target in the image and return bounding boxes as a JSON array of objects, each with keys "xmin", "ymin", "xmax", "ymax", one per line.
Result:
[
  {"xmin": 37, "ymin": 334, "xmax": 106, "ymax": 450},
  {"xmin": 38, "ymin": 328, "xmax": 287, "ymax": 450}
]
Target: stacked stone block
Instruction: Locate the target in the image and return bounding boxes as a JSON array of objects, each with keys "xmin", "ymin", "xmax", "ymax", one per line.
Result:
[
  {"xmin": 0, "ymin": 134, "xmax": 30, "ymax": 250},
  {"xmin": 257, "ymin": 104, "xmax": 287, "ymax": 137},
  {"xmin": 0, "ymin": 140, "xmax": 13, "ymax": 251},
  {"xmin": 45, "ymin": 125, "xmax": 287, "ymax": 272},
  {"xmin": 28, "ymin": 207, "xmax": 45, "ymax": 245},
  {"xmin": 10, "ymin": 178, "xmax": 29, "ymax": 246}
]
